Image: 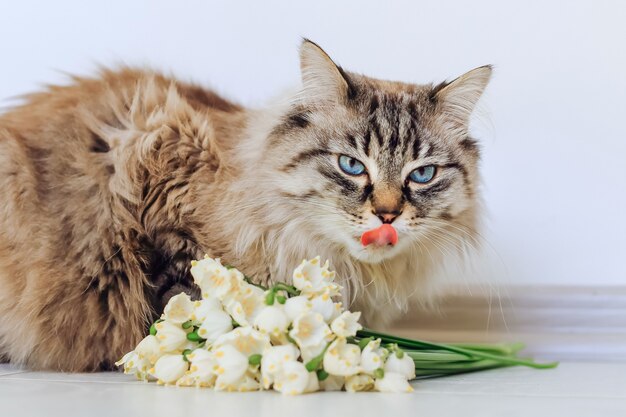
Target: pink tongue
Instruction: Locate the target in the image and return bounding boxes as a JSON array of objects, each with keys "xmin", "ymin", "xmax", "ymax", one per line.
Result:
[{"xmin": 361, "ymin": 224, "xmax": 399, "ymax": 247}]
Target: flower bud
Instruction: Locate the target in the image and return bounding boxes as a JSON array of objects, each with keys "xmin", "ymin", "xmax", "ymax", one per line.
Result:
[
  {"xmin": 152, "ymin": 354, "xmax": 189, "ymax": 384},
  {"xmin": 374, "ymin": 372, "xmax": 414, "ymax": 393},
  {"xmin": 155, "ymin": 321, "xmax": 189, "ymax": 352},
  {"xmin": 384, "ymin": 351, "xmax": 416, "ymax": 379}
]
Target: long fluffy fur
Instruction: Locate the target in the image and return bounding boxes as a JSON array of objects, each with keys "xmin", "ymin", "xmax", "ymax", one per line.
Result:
[{"xmin": 0, "ymin": 42, "xmax": 490, "ymax": 371}]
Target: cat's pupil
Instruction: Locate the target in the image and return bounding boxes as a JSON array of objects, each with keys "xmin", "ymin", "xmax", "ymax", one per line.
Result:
[{"xmin": 417, "ymin": 167, "xmax": 425, "ymax": 175}]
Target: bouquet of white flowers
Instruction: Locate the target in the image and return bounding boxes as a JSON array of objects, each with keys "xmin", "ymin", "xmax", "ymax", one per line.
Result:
[{"xmin": 117, "ymin": 256, "xmax": 556, "ymax": 394}]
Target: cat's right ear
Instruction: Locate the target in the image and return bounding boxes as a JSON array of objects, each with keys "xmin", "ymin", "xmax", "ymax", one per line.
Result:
[{"xmin": 298, "ymin": 39, "xmax": 353, "ymax": 104}]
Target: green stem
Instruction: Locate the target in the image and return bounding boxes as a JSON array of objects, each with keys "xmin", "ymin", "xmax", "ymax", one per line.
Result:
[
  {"xmin": 304, "ymin": 341, "xmax": 332, "ymax": 372},
  {"xmin": 413, "ymin": 359, "xmax": 510, "ymax": 378},
  {"xmin": 357, "ymin": 329, "xmax": 558, "ymax": 369},
  {"xmin": 243, "ymin": 276, "xmax": 269, "ymax": 291},
  {"xmin": 406, "ymin": 351, "xmax": 477, "ymax": 362},
  {"xmin": 448, "ymin": 342, "xmax": 526, "ymax": 356},
  {"xmin": 272, "ymin": 283, "xmax": 300, "ymax": 296}
]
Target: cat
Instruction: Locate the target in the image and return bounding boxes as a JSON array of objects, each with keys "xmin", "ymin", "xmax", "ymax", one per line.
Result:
[{"xmin": 0, "ymin": 39, "xmax": 491, "ymax": 371}]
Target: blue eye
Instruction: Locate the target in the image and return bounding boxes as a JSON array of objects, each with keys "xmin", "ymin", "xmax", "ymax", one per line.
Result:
[
  {"xmin": 409, "ymin": 165, "xmax": 436, "ymax": 184},
  {"xmin": 338, "ymin": 155, "xmax": 366, "ymax": 176}
]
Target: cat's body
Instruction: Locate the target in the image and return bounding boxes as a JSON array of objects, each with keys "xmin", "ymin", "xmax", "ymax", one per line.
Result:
[{"xmin": 0, "ymin": 41, "xmax": 490, "ymax": 371}]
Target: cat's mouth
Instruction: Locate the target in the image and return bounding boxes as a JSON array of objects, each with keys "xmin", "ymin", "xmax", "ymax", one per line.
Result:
[
  {"xmin": 360, "ymin": 224, "xmax": 398, "ymax": 247},
  {"xmin": 348, "ymin": 225, "xmax": 402, "ymax": 263}
]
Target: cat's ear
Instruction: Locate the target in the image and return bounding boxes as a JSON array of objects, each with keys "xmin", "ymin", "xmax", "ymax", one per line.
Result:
[
  {"xmin": 298, "ymin": 39, "xmax": 352, "ymax": 104},
  {"xmin": 433, "ymin": 65, "xmax": 492, "ymax": 131}
]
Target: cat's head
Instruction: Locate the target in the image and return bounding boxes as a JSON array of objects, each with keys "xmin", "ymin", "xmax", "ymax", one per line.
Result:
[{"xmin": 257, "ymin": 40, "xmax": 490, "ymax": 264}]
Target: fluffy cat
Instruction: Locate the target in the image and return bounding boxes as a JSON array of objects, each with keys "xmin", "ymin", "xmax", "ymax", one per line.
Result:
[{"xmin": 0, "ymin": 40, "xmax": 491, "ymax": 371}]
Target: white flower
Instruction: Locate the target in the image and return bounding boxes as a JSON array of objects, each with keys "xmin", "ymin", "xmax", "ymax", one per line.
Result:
[
  {"xmin": 152, "ymin": 354, "xmax": 189, "ymax": 384},
  {"xmin": 374, "ymin": 372, "xmax": 414, "ymax": 393},
  {"xmin": 181, "ymin": 348, "xmax": 216, "ymax": 387},
  {"xmin": 345, "ymin": 374, "xmax": 375, "ymax": 392},
  {"xmin": 116, "ymin": 351, "xmax": 151, "ymax": 380},
  {"xmin": 117, "ymin": 254, "xmax": 424, "ymax": 395},
  {"xmin": 289, "ymin": 312, "xmax": 332, "ymax": 349},
  {"xmin": 155, "ymin": 321, "xmax": 189, "ymax": 352},
  {"xmin": 304, "ymin": 372, "xmax": 320, "ymax": 393},
  {"xmin": 224, "ymin": 284, "xmax": 265, "ymax": 326},
  {"xmin": 310, "ymin": 291, "xmax": 336, "ymax": 323},
  {"xmin": 292, "ymin": 257, "xmax": 340, "ymax": 297},
  {"xmin": 223, "ymin": 372, "xmax": 261, "ymax": 392},
  {"xmin": 284, "ymin": 295, "xmax": 312, "ymax": 322},
  {"xmin": 384, "ymin": 352, "xmax": 416, "ymax": 379},
  {"xmin": 190, "ymin": 257, "xmax": 233, "ymax": 300},
  {"xmin": 191, "ymin": 297, "xmax": 222, "ymax": 322},
  {"xmin": 212, "ymin": 344, "xmax": 249, "ymax": 388},
  {"xmin": 323, "ymin": 338, "xmax": 361, "ymax": 377},
  {"xmin": 175, "ymin": 374, "xmax": 198, "ymax": 387},
  {"xmin": 299, "ymin": 342, "xmax": 327, "ymax": 363},
  {"xmin": 134, "ymin": 335, "xmax": 161, "ymax": 365},
  {"xmin": 330, "ymin": 302, "xmax": 343, "ymax": 322},
  {"xmin": 360, "ymin": 339, "xmax": 387, "ymax": 374},
  {"xmin": 319, "ymin": 374, "xmax": 344, "ymax": 391},
  {"xmin": 254, "ymin": 305, "xmax": 289, "ymax": 338},
  {"xmin": 187, "ymin": 349, "xmax": 215, "ymax": 376},
  {"xmin": 330, "ymin": 311, "xmax": 362, "ymax": 338},
  {"xmin": 260, "ymin": 344, "xmax": 300, "ymax": 389},
  {"xmin": 197, "ymin": 309, "xmax": 233, "ymax": 343},
  {"xmin": 214, "ymin": 327, "xmax": 271, "ymax": 357},
  {"xmin": 273, "ymin": 361, "xmax": 310, "ymax": 395},
  {"xmin": 162, "ymin": 293, "xmax": 194, "ymax": 324},
  {"xmin": 239, "ymin": 375, "xmax": 262, "ymax": 392}
]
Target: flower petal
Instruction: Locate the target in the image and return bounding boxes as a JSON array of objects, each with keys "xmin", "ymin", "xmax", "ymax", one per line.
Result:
[
  {"xmin": 374, "ymin": 372, "xmax": 414, "ymax": 393},
  {"xmin": 323, "ymin": 338, "xmax": 361, "ymax": 377},
  {"xmin": 163, "ymin": 293, "xmax": 194, "ymax": 324},
  {"xmin": 152, "ymin": 354, "xmax": 189, "ymax": 384},
  {"xmin": 289, "ymin": 312, "xmax": 332, "ymax": 349},
  {"xmin": 197, "ymin": 309, "xmax": 233, "ymax": 343},
  {"xmin": 384, "ymin": 352, "xmax": 416, "ymax": 379},
  {"xmin": 345, "ymin": 374, "xmax": 375, "ymax": 392},
  {"xmin": 273, "ymin": 361, "xmax": 309, "ymax": 395}
]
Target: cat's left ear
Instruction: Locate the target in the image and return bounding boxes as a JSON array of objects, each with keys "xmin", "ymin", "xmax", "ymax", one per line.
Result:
[
  {"xmin": 433, "ymin": 65, "xmax": 492, "ymax": 131},
  {"xmin": 298, "ymin": 39, "xmax": 353, "ymax": 104}
]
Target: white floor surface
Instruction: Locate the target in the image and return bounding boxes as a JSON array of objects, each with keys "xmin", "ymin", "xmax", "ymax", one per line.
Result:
[{"xmin": 1, "ymin": 362, "xmax": 625, "ymax": 417}]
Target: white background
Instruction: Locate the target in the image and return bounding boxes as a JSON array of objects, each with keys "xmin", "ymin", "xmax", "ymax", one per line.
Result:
[{"xmin": 1, "ymin": 0, "xmax": 624, "ymax": 286}]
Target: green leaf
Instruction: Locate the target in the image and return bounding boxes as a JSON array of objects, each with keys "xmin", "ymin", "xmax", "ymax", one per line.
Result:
[
  {"xmin": 305, "ymin": 356, "xmax": 323, "ymax": 372},
  {"xmin": 316, "ymin": 369, "xmax": 329, "ymax": 381}
]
